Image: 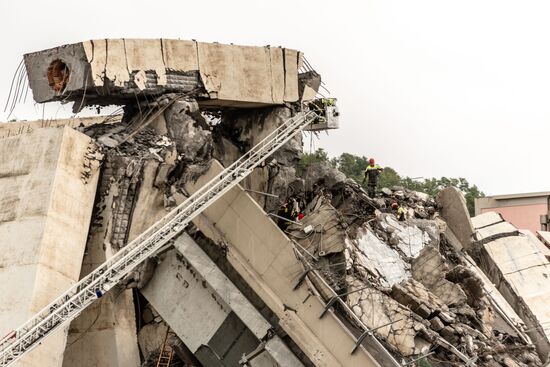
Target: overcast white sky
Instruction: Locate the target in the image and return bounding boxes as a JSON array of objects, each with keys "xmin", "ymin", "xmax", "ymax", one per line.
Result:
[{"xmin": 1, "ymin": 0, "xmax": 549, "ymax": 195}]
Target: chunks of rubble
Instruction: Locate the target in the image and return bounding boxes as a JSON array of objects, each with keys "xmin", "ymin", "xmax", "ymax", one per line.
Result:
[
  {"xmin": 412, "ymin": 246, "xmax": 468, "ymax": 307},
  {"xmin": 303, "ymin": 162, "xmax": 347, "ymax": 192},
  {"xmin": 346, "ymin": 278, "xmax": 432, "ymax": 357},
  {"xmin": 62, "ymin": 93, "xmax": 542, "ymax": 367},
  {"xmin": 163, "ymin": 99, "xmax": 212, "ymax": 163},
  {"xmin": 241, "ymin": 152, "xmax": 541, "ymax": 365}
]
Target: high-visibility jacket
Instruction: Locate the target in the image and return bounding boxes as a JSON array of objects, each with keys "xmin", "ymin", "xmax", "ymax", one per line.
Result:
[
  {"xmin": 364, "ymin": 164, "xmax": 383, "ymax": 184},
  {"xmin": 397, "ymin": 207, "xmax": 406, "ymax": 220},
  {"xmin": 321, "ymin": 98, "xmax": 335, "ymax": 106}
]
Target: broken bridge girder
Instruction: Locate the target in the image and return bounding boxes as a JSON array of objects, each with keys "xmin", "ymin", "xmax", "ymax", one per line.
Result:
[
  {"xmin": 291, "ymin": 259, "xmax": 401, "ymax": 367},
  {"xmin": 0, "ymin": 110, "xmax": 321, "ymax": 367}
]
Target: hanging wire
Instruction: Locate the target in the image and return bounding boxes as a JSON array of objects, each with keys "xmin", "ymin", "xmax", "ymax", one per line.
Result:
[
  {"xmin": 4, "ymin": 59, "xmax": 24, "ymax": 113},
  {"xmin": 5, "ymin": 61, "xmax": 27, "ymax": 119}
]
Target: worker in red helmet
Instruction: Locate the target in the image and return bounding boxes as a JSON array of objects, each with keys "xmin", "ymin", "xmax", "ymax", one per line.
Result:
[
  {"xmin": 362, "ymin": 158, "xmax": 383, "ymax": 198},
  {"xmin": 391, "ymin": 202, "xmax": 406, "ymax": 221}
]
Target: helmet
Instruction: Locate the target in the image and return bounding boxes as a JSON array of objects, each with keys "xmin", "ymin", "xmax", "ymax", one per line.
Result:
[
  {"xmin": 369, "ymin": 158, "xmax": 375, "ymax": 164},
  {"xmin": 391, "ymin": 202, "xmax": 398, "ymax": 209}
]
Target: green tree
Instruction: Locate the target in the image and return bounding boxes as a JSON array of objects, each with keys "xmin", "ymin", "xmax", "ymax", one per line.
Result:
[
  {"xmin": 337, "ymin": 153, "xmax": 370, "ymax": 183},
  {"xmin": 297, "ymin": 148, "xmax": 331, "ymax": 174},
  {"xmin": 400, "ymin": 176, "xmax": 483, "ymax": 215},
  {"xmin": 379, "ymin": 167, "xmax": 402, "ymax": 188},
  {"xmin": 301, "ymin": 149, "xmax": 484, "ymax": 216}
]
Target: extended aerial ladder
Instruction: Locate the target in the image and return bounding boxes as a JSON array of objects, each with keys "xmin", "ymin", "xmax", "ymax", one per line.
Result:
[{"xmin": 0, "ymin": 108, "xmax": 323, "ymax": 366}]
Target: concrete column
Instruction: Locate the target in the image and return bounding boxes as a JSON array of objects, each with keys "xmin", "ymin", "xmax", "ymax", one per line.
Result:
[{"xmin": 0, "ymin": 127, "xmax": 99, "ymax": 367}]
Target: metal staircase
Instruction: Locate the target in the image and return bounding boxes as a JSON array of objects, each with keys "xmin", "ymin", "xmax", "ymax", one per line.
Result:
[{"xmin": 0, "ymin": 109, "xmax": 320, "ymax": 366}]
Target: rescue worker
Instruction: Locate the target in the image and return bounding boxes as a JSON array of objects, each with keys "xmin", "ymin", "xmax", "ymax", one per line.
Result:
[
  {"xmin": 362, "ymin": 158, "xmax": 383, "ymax": 197},
  {"xmin": 277, "ymin": 197, "xmax": 302, "ymax": 229},
  {"xmin": 277, "ymin": 201, "xmax": 293, "ymax": 229},
  {"xmin": 290, "ymin": 198, "xmax": 301, "ymax": 220},
  {"xmin": 391, "ymin": 202, "xmax": 406, "ymax": 221}
]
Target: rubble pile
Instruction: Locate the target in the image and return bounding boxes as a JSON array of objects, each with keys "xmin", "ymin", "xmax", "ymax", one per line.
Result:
[
  {"xmin": 192, "ymin": 105, "xmax": 543, "ymax": 366},
  {"xmin": 57, "ymin": 95, "xmax": 544, "ymax": 366},
  {"xmin": 17, "ymin": 38, "xmax": 545, "ymax": 367},
  {"xmin": 285, "ymin": 180, "xmax": 541, "ymax": 366}
]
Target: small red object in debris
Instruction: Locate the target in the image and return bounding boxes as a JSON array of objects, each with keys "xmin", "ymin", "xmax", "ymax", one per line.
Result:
[{"xmin": 298, "ymin": 213, "xmax": 305, "ymax": 220}]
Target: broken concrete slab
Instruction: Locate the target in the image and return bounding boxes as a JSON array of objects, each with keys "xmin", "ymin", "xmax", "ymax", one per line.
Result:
[
  {"xmin": 184, "ymin": 160, "xmax": 388, "ymax": 367},
  {"xmin": 351, "ymin": 227, "xmax": 410, "ymax": 287},
  {"xmin": 412, "ymin": 246, "xmax": 468, "ymax": 307},
  {"xmin": 471, "ymin": 211, "xmax": 505, "ymax": 229},
  {"xmin": 437, "ymin": 187, "xmax": 475, "ymax": 249},
  {"xmin": 24, "ymin": 39, "xmax": 308, "ymax": 108},
  {"xmin": 391, "ymin": 278, "xmax": 450, "ymax": 318},
  {"xmin": 536, "ymin": 230, "xmax": 550, "ymax": 251},
  {"xmin": 288, "ymin": 201, "xmax": 347, "ymax": 256},
  {"xmin": 141, "ymin": 232, "xmax": 303, "ymax": 367},
  {"xmin": 346, "ymin": 278, "xmax": 431, "ymax": 357},
  {"xmin": 461, "ymin": 254, "xmax": 524, "ymax": 323},
  {"xmin": 378, "ymin": 215, "xmax": 436, "ymax": 258},
  {"xmin": 475, "ymin": 221, "xmax": 519, "ymax": 241},
  {"xmin": 472, "ymin": 213, "xmax": 550, "ymax": 361},
  {"xmin": 522, "ymin": 230, "xmax": 550, "ymax": 257}
]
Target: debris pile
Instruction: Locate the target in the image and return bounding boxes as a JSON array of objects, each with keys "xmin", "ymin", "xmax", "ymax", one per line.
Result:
[
  {"xmin": 184, "ymin": 104, "xmax": 543, "ymax": 366},
  {"xmin": 13, "ymin": 38, "xmax": 539, "ymax": 367},
  {"xmin": 63, "ymin": 95, "xmax": 544, "ymax": 366},
  {"xmin": 284, "ymin": 182, "xmax": 542, "ymax": 366}
]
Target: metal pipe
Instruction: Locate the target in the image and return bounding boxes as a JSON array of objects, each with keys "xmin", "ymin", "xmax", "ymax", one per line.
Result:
[
  {"xmin": 244, "ymin": 189, "xmax": 279, "ymax": 198},
  {"xmin": 267, "ymin": 213, "xmax": 303, "ymax": 226}
]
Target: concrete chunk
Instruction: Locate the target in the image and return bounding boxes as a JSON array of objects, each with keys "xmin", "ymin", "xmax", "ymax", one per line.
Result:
[
  {"xmin": 436, "ymin": 187, "xmax": 475, "ymax": 249},
  {"xmin": 24, "ymin": 39, "xmax": 305, "ymax": 108}
]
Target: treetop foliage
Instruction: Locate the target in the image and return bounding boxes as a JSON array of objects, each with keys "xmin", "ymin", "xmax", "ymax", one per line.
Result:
[{"xmin": 299, "ymin": 149, "xmax": 484, "ymax": 216}]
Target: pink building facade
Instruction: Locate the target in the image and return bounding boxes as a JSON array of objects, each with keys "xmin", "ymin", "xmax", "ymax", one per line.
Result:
[{"xmin": 475, "ymin": 191, "xmax": 550, "ymax": 234}]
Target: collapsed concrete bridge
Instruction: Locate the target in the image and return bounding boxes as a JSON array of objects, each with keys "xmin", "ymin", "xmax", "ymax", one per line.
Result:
[{"xmin": 0, "ymin": 38, "xmax": 547, "ymax": 367}]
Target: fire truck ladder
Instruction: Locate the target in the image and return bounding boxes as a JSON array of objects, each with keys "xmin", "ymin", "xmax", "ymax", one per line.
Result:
[{"xmin": 0, "ymin": 110, "xmax": 320, "ymax": 367}]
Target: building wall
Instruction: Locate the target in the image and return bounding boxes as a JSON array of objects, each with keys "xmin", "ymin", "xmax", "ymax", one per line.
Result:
[
  {"xmin": 476, "ymin": 194, "xmax": 549, "ymax": 233},
  {"xmin": 480, "ymin": 203, "xmax": 547, "ymax": 233}
]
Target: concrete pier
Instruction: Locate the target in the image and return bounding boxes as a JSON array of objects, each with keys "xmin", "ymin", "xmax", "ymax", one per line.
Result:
[{"xmin": 0, "ymin": 127, "xmax": 100, "ymax": 366}]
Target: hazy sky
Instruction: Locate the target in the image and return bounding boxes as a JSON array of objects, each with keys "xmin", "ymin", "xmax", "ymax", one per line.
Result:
[{"xmin": 1, "ymin": 0, "xmax": 549, "ymax": 195}]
